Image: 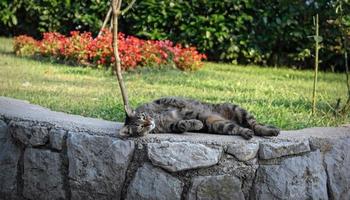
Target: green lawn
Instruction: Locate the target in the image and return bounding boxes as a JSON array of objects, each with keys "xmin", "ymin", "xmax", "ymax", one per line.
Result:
[{"xmin": 0, "ymin": 37, "xmax": 348, "ymax": 130}]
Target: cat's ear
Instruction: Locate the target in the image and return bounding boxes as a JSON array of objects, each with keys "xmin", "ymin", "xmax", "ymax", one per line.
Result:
[
  {"xmin": 125, "ymin": 106, "xmax": 135, "ymax": 117},
  {"xmin": 118, "ymin": 126, "xmax": 130, "ymax": 138}
]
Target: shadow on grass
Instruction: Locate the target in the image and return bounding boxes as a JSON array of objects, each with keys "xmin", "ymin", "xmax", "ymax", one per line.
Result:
[
  {"xmin": 0, "ymin": 50, "xmax": 15, "ymax": 56},
  {"xmin": 0, "ymin": 48, "xmax": 111, "ymax": 71}
]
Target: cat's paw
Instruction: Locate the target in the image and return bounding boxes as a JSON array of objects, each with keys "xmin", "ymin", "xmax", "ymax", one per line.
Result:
[
  {"xmin": 255, "ymin": 125, "xmax": 280, "ymax": 137},
  {"xmin": 240, "ymin": 129, "xmax": 254, "ymax": 140},
  {"xmin": 177, "ymin": 119, "xmax": 203, "ymax": 132},
  {"xmin": 263, "ymin": 125, "xmax": 280, "ymax": 137},
  {"xmin": 189, "ymin": 119, "xmax": 204, "ymax": 131}
]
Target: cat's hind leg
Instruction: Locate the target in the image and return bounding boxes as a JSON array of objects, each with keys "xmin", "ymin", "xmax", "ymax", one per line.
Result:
[
  {"xmin": 204, "ymin": 115, "xmax": 254, "ymax": 139},
  {"xmin": 219, "ymin": 122, "xmax": 254, "ymax": 139},
  {"xmin": 170, "ymin": 119, "xmax": 203, "ymax": 133},
  {"xmin": 217, "ymin": 103, "xmax": 280, "ymax": 137}
]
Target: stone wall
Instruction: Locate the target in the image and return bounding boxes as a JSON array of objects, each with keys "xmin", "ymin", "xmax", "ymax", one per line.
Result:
[{"xmin": 0, "ymin": 96, "xmax": 349, "ymax": 200}]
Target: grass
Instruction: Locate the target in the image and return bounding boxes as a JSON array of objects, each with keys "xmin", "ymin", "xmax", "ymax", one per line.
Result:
[{"xmin": 0, "ymin": 37, "xmax": 349, "ymax": 130}]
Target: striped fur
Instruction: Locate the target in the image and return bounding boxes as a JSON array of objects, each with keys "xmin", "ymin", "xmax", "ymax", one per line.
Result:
[{"xmin": 119, "ymin": 97, "xmax": 280, "ymax": 140}]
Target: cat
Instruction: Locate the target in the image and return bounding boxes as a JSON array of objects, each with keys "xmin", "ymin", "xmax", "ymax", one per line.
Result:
[{"xmin": 119, "ymin": 97, "xmax": 280, "ymax": 140}]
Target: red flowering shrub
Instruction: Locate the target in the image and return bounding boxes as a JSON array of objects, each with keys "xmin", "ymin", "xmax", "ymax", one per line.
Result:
[
  {"xmin": 39, "ymin": 32, "xmax": 66, "ymax": 57},
  {"xmin": 119, "ymin": 34, "xmax": 144, "ymax": 69},
  {"xmin": 87, "ymin": 29, "xmax": 114, "ymax": 67},
  {"xmin": 13, "ymin": 35, "xmax": 39, "ymax": 56},
  {"xmin": 13, "ymin": 30, "xmax": 206, "ymax": 71},
  {"xmin": 173, "ymin": 45, "xmax": 207, "ymax": 71},
  {"xmin": 60, "ymin": 31, "xmax": 93, "ymax": 65}
]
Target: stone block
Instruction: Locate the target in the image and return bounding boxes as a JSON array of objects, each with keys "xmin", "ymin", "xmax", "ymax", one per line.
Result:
[
  {"xmin": 67, "ymin": 132, "xmax": 134, "ymax": 200},
  {"xmin": 10, "ymin": 121, "xmax": 48, "ymax": 146},
  {"xmin": 126, "ymin": 163, "xmax": 183, "ymax": 200},
  {"xmin": 0, "ymin": 119, "xmax": 8, "ymax": 143},
  {"xmin": 227, "ymin": 142, "xmax": 259, "ymax": 161},
  {"xmin": 187, "ymin": 175, "xmax": 245, "ymax": 200},
  {"xmin": 148, "ymin": 141, "xmax": 222, "ymax": 172},
  {"xmin": 259, "ymin": 139, "xmax": 310, "ymax": 159},
  {"xmin": 49, "ymin": 129, "xmax": 66, "ymax": 151},
  {"xmin": 253, "ymin": 150, "xmax": 328, "ymax": 199},
  {"xmin": 0, "ymin": 120, "xmax": 21, "ymax": 198},
  {"xmin": 23, "ymin": 148, "xmax": 65, "ymax": 200},
  {"xmin": 324, "ymin": 138, "xmax": 350, "ymax": 200}
]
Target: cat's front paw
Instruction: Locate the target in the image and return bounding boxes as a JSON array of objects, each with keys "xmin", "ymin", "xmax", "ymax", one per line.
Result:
[
  {"xmin": 177, "ymin": 119, "xmax": 203, "ymax": 132},
  {"xmin": 266, "ymin": 125, "xmax": 280, "ymax": 136},
  {"xmin": 240, "ymin": 129, "xmax": 254, "ymax": 140},
  {"xmin": 255, "ymin": 125, "xmax": 280, "ymax": 137},
  {"xmin": 189, "ymin": 119, "xmax": 204, "ymax": 131}
]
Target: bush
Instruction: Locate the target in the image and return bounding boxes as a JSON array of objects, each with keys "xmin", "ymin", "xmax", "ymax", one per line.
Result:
[
  {"xmin": 39, "ymin": 32, "xmax": 66, "ymax": 57},
  {"xmin": 122, "ymin": 0, "xmax": 350, "ymax": 71},
  {"xmin": 61, "ymin": 31, "xmax": 93, "ymax": 65},
  {"xmin": 13, "ymin": 35, "xmax": 39, "ymax": 56},
  {"xmin": 13, "ymin": 30, "xmax": 206, "ymax": 71},
  {"xmin": 5, "ymin": 0, "xmax": 350, "ymax": 71}
]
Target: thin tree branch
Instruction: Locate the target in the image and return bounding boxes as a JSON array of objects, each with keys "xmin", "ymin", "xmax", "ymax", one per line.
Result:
[
  {"xmin": 109, "ymin": 17, "xmax": 113, "ymax": 31},
  {"xmin": 117, "ymin": 0, "xmax": 122, "ymax": 13},
  {"xmin": 121, "ymin": 0, "xmax": 136, "ymax": 15},
  {"xmin": 344, "ymin": 36, "xmax": 350, "ymax": 102},
  {"xmin": 341, "ymin": 40, "xmax": 350, "ymax": 113},
  {"xmin": 312, "ymin": 14, "xmax": 319, "ymax": 115},
  {"xmin": 98, "ymin": 6, "xmax": 112, "ymax": 37}
]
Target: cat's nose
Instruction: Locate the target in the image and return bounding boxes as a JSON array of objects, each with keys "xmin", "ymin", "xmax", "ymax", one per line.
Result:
[{"xmin": 144, "ymin": 120, "xmax": 152, "ymax": 126}]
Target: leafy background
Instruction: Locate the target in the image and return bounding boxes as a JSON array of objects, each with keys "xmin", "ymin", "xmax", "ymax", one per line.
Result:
[{"xmin": 1, "ymin": 0, "xmax": 349, "ymax": 71}]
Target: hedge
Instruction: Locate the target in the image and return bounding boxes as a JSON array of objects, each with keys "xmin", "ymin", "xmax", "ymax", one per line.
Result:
[
  {"xmin": 13, "ymin": 30, "xmax": 206, "ymax": 71},
  {"xmin": 1, "ymin": 0, "xmax": 350, "ymax": 71}
]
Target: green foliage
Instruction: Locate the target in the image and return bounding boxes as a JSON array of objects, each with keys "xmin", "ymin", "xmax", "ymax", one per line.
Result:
[
  {"xmin": 123, "ymin": 0, "xmax": 350, "ymax": 70},
  {"xmin": 1, "ymin": 0, "xmax": 350, "ymax": 70},
  {"xmin": 0, "ymin": 0, "xmax": 20, "ymax": 29},
  {"xmin": 1, "ymin": 0, "xmax": 109, "ymax": 36},
  {"xmin": 122, "ymin": 0, "xmax": 254, "ymax": 63}
]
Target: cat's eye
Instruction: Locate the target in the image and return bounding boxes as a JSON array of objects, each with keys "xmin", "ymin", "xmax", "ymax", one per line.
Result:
[
  {"xmin": 138, "ymin": 124, "xmax": 144, "ymax": 130},
  {"xmin": 140, "ymin": 113, "xmax": 146, "ymax": 120}
]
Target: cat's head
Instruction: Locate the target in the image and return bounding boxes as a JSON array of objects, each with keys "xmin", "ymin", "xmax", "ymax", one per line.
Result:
[{"xmin": 119, "ymin": 107, "xmax": 155, "ymax": 138}]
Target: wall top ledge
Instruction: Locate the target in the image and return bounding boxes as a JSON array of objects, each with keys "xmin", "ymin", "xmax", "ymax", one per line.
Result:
[{"xmin": 1, "ymin": 96, "xmax": 349, "ymax": 145}]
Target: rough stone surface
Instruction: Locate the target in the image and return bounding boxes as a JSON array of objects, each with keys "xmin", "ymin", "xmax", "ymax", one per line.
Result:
[
  {"xmin": 218, "ymin": 157, "xmax": 258, "ymax": 198},
  {"xmin": 23, "ymin": 148, "xmax": 65, "ymax": 200},
  {"xmin": 253, "ymin": 150, "xmax": 328, "ymax": 200},
  {"xmin": 0, "ymin": 120, "xmax": 21, "ymax": 198},
  {"xmin": 0, "ymin": 96, "xmax": 121, "ymax": 136},
  {"xmin": 126, "ymin": 163, "xmax": 183, "ymax": 200},
  {"xmin": 0, "ymin": 120, "xmax": 8, "ymax": 142},
  {"xmin": 187, "ymin": 175, "xmax": 245, "ymax": 200},
  {"xmin": 67, "ymin": 132, "xmax": 135, "ymax": 200},
  {"xmin": 324, "ymin": 138, "xmax": 350, "ymax": 200},
  {"xmin": 10, "ymin": 121, "xmax": 49, "ymax": 146},
  {"xmin": 259, "ymin": 139, "xmax": 310, "ymax": 159},
  {"xmin": 148, "ymin": 141, "xmax": 222, "ymax": 172},
  {"xmin": 227, "ymin": 142, "xmax": 259, "ymax": 161},
  {"xmin": 49, "ymin": 128, "xmax": 66, "ymax": 150},
  {"xmin": 309, "ymin": 137, "xmax": 334, "ymax": 152}
]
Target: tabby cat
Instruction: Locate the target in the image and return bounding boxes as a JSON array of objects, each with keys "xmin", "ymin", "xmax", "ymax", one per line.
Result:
[{"xmin": 119, "ymin": 97, "xmax": 280, "ymax": 140}]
